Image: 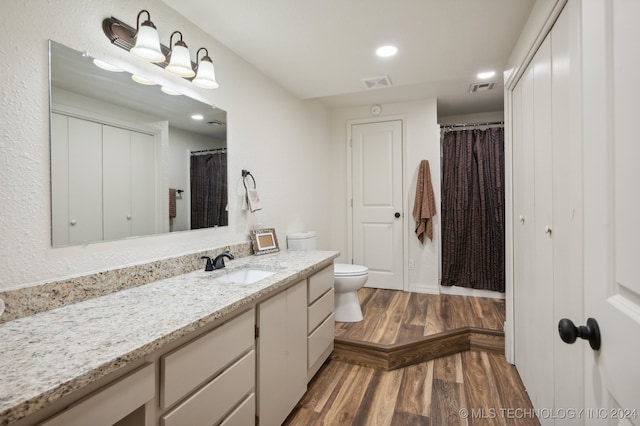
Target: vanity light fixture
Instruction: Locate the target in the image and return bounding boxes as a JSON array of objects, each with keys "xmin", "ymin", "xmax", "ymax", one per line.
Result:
[
  {"xmin": 102, "ymin": 12, "xmax": 219, "ymax": 89},
  {"xmin": 160, "ymin": 86, "xmax": 182, "ymax": 96},
  {"xmin": 129, "ymin": 10, "xmax": 165, "ymax": 63},
  {"xmin": 166, "ymin": 31, "xmax": 195, "ymax": 78},
  {"xmin": 192, "ymin": 48, "xmax": 219, "ymax": 89},
  {"xmin": 93, "ymin": 58, "xmax": 124, "ymax": 72},
  {"xmin": 131, "ymin": 74, "xmax": 157, "ymax": 85}
]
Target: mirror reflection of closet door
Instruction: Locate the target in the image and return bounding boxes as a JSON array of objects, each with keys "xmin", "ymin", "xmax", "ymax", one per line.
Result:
[{"xmin": 51, "ymin": 113, "xmax": 103, "ymax": 246}]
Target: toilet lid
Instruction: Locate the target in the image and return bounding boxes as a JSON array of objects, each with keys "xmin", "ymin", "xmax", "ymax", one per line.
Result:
[{"xmin": 334, "ymin": 263, "xmax": 368, "ymax": 277}]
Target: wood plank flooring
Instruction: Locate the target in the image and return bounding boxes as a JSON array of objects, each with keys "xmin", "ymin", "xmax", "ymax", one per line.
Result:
[
  {"xmin": 332, "ymin": 288, "xmax": 506, "ymax": 370},
  {"xmin": 284, "ymin": 288, "xmax": 538, "ymax": 426}
]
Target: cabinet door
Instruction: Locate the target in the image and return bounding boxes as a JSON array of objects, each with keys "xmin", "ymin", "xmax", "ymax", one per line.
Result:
[{"xmin": 257, "ymin": 281, "xmax": 307, "ymax": 426}]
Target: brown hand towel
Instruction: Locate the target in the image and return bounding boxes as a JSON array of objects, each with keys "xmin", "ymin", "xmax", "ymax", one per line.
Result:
[
  {"xmin": 169, "ymin": 188, "xmax": 177, "ymax": 219},
  {"xmin": 412, "ymin": 160, "xmax": 437, "ymax": 243}
]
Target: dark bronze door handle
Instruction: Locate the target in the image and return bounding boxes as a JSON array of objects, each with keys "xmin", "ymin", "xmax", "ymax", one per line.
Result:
[{"xmin": 558, "ymin": 318, "xmax": 601, "ymax": 350}]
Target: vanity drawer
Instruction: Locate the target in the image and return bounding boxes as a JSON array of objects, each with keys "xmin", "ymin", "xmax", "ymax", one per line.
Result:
[
  {"xmin": 161, "ymin": 309, "xmax": 254, "ymax": 409},
  {"xmin": 308, "ymin": 264, "xmax": 334, "ymax": 304},
  {"xmin": 162, "ymin": 350, "xmax": 255, "ymax": 426},
  {"xmin": 219, "ymin": 393, "xmax": 256, "ymax": 426},
  {"xmin": 308, "ymin": 313, "xmax": 335, "ymax": 368},
  {"xmin": 308, "ymin": 288, "xmax": 334, "ymax": 333}
]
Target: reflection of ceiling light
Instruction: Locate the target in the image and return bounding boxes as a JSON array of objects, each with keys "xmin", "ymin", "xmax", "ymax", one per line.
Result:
[
  {"xmin": 93, "ymin": 58, "xmax": 124, "ymax": 72},
  {"xmin": 191, "ymin": 114, "xmax": 204, "ymax": 120},
  {"xmin": 477, "ymin": 71, "xmax": 496, "ymax": 79},
  {"xmin": 376, "ymin": 45, "xmax": 398, "ymax": 57},
  {"xmin": 131, "ymin": 74, "xmax": 156, "ymax": 85},
  {"xmin": 161, "ymin": 86, "xmax": 181, "ymax": 95},
  {"xmin": 130, "ymin": 10, "xmax": 165, "ymax": 63}
]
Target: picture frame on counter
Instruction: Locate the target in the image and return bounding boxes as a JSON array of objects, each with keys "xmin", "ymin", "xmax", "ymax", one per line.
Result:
[{"xmin": 251, "ymin": 228, "xmax": 279, "ymax": 255}]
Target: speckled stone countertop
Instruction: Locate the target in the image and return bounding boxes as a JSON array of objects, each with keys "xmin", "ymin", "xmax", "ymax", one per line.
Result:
[{"xmin": 0, "ymin": 250, "xmax": 339, "ymax": 425}]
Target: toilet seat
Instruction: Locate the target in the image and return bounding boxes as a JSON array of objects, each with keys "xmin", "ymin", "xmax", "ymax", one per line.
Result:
[{"xmin": 334, "ymin": 263, "xmax": 368, "ymax": 277}]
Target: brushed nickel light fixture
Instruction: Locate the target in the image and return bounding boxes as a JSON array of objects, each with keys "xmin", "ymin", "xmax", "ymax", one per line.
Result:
[{"xmin": 102, "ymin": 11, "xmax": 218, "ymax": 89}]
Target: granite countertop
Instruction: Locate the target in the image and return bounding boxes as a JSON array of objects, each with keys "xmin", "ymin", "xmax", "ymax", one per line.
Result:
[{"xmin": 0, "ymin": 250, "xmax": 339, "ymax": 425}]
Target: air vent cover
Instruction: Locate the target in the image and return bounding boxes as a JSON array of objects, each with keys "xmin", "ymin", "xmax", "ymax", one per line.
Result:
[
  {"xmin": 361, "ymin": 75, "xmax": 392, "ymax": 90},
  {"xmin": 469, "ymin": 82, "xmax": 495, "ymax": 93},
  {"xmin": 207, "ymin": 120, "xmax": 226, "ymax": 127}
]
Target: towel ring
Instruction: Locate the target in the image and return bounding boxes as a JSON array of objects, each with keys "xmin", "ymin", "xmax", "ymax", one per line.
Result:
[{"xmin": 242, "ymin": 170, "xmax": 256, "ymax": 191}]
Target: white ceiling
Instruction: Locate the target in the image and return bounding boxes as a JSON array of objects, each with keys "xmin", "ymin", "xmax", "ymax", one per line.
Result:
[{"xmin": 162, "ymin": 0, "xmax": 535, "ymax": 117}]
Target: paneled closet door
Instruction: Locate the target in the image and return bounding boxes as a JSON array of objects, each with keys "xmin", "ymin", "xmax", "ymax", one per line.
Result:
[
  {"xmin": 103, "ymin": 125, "xmax": 132, "ymax": 241},
  {"xmin": 68, "ymin": 117, "xmax": 103, "ymax": 246},
  {"xmin": 513, "ymin": 37, "xmax": 555, "ymax": 417},
  {"xmin": 512, "ymin": 6, "xmax": 583, "ymax": 423},
  {"xmin": 130, "ymin": 131, "xmax": 156, "ymax": 237}
]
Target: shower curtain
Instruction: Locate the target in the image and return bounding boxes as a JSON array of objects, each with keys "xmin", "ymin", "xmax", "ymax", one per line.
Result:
[
  {"xmin": 190, "ymin": 152, "xmax": 228, "ymax": 229},
  {"xmin": 441, "ymin": 127, "xmax": 505, "ymax": 292}
]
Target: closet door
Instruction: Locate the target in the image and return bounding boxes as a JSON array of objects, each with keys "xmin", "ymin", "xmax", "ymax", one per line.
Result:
[
  {"xmin": 130, "ymin": 131, "xmax": 156, "ymax": 237},
  {"xmin": 51, "ymin": 113, "xmax": 70, "ymax": 247},
  {"xmin": 68, "ymin": 117, "xmax": 103, "ymax": 245},
  {"xmin": 103, "ymin": 125, "xmax": 132, "ymax": 241}
]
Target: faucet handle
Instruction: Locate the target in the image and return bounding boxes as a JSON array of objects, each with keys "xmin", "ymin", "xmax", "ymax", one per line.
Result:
[{"xmin": 200, "ymin": 256, "xmax": 214, "ymax": 271}]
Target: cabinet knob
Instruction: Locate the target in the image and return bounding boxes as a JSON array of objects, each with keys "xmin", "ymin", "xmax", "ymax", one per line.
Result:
[{"xmin": 70, "ymin": 220, "xmax": 77, "ymax": 226}]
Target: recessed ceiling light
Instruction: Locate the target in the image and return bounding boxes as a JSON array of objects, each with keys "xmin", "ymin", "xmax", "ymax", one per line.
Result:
[
  {"xmin": 477, "ymin": 71, "xmax": 496, "ymax": 80},
  {"xmin": 191, "ymin": 114, "xmax": 204, "ymax": 120},
  {"xmin": 376, "ymin": 45, "xmax": 398, "ymax": 58}
]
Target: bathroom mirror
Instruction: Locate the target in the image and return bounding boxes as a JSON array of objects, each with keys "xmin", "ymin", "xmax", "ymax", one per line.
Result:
[{"xmin": 49, "ymin": 41, "xmax": 227, "ymax": 247}]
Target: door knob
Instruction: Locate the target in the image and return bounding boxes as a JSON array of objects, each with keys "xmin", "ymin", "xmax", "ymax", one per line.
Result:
[
  {"xmin": 558, "ymin": 318, "xmax": 601, "ymax": 350},
  {"xmin": 394, "ymin": 212, "xmax": 401, "ymax": 218}
]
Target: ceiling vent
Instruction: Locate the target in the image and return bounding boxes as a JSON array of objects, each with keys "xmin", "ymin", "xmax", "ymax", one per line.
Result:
[
  {"xmin": 361, "ymin": 75, "xmax": 392, "ymax": 90},
  {"xmin": 469, "ymin": 82, "xmax": 496, "ymax": 93},
  {"xmin": 207, "ymin": 120, "xmax": 226, "ymax": 127}
]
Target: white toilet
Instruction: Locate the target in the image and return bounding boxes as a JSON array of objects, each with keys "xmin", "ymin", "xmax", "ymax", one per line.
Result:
[{"xmin": 286, "ymin": 231, "xmax": 368, "ymax": 322}]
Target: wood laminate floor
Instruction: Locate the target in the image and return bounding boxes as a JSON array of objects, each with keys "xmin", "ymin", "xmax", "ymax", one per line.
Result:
[{"xmin": 285, "ymin": 288, "xmax": 538, "ymax": 426}]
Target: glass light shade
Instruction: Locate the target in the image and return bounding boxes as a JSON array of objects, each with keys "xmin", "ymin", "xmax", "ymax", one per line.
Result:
[
  {"xmin": 130, "ymin": 25, "xmax": 165, "ymax": 63},
  {"xmin": 93, "ymin": 58, "xmax": 124, "ymax": 72},
  {"xmin": 166, "ymin": 43, "xmax": 195, "ymax": 78},
  {"xmin": 193, "ymin": 59, "xmax": 219, "ymax": 89},
  {"xmin": 131, "ymin": 74, "xmax": 157, "ymax": 85}
]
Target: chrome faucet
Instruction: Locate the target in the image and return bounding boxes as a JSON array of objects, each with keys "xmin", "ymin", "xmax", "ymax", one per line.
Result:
[{"xmin": 213, "ymin": 251, "xmax": 234, "ymax": 269}]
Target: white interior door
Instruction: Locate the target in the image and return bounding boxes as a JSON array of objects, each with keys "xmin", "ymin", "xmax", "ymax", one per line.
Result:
[
  {"xmin": 351, "ymin": 120, "xmax": 403, "ymax": 290},
  {"xmin": 582, "ymin": 0, "xmax": 640, "ymax": 418}
]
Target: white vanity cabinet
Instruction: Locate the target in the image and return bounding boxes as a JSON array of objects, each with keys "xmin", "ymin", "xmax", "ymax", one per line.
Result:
[
  {"xmin": 306, "ymin": 265, "xmax": 335, "ymax": 380},
  {"xmin": 40, "ymin": 363, "xmax": 155, "ymax": 426},
  {"xmin": 160, "ymin": 309, "xmax": 255, "ymax": 426},
  {"xmin": 256, "ymin": 280, "xmax": 307, "ymax": 426}
]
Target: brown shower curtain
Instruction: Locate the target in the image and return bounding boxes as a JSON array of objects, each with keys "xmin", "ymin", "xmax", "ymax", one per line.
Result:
[
  {"xmin": 190, "ymin": 152, "xmax": 228, "ymax": 229},
  {"xmin": 441, "ymin": 127, "xmax": 505, "ymax": 292}
]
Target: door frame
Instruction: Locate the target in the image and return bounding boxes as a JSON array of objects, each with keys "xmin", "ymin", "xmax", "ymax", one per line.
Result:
[
  {"xmin": 346, "ymin": 116, "xmax": 408, "ymax": 291},
  {"xmin": 503, "ymin": 0, "xmax": 568, "ymax": 365}
]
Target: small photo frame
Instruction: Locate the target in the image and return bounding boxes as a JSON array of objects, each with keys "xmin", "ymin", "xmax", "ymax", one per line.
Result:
[{"xmin": 250, "ymin": 228, "xmax": 279, "ymax": 255}]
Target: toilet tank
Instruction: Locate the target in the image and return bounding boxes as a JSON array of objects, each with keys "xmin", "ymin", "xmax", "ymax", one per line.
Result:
[{"xmin": 286, "ymin": 231, "xmax": 317, "ymax": 250}]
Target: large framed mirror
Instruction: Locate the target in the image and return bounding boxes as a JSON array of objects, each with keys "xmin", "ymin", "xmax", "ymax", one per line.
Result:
[{"xmin": 49, "ymin": 41, "xmax": 227, "ymax": 247}]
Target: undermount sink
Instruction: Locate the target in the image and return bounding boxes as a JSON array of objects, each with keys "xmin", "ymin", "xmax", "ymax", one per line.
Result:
[{"xmin": 217, "ymin": 269, "xmax": 276, "ymax": 284}]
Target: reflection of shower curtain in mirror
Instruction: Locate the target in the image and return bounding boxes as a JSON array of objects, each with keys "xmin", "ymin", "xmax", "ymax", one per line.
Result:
[
  {"xmin": 190, "ymin": 152, "xmax": 228, "ymax": 228},
  {"xmin": 441, "ymin": 127, "xmax": 505, "ymax": 292}
]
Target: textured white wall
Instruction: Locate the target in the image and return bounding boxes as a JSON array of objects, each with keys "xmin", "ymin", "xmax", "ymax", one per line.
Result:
[
  {"xmin": 0, "ymin": 0, "xmax": 331, "ymax": 290},
  {"xmin": 329, "ymin": 100, "xmax": 441, "ymax": 293}
]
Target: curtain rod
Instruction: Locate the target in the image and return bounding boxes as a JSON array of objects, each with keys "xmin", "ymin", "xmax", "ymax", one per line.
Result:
[
  {"xmin": 190, "ymin": 147, "xmax": 227, "ymax": 155},
  {"xmin": 439, "ymin": 121, "xmax": 504, "ymax": 129}
]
